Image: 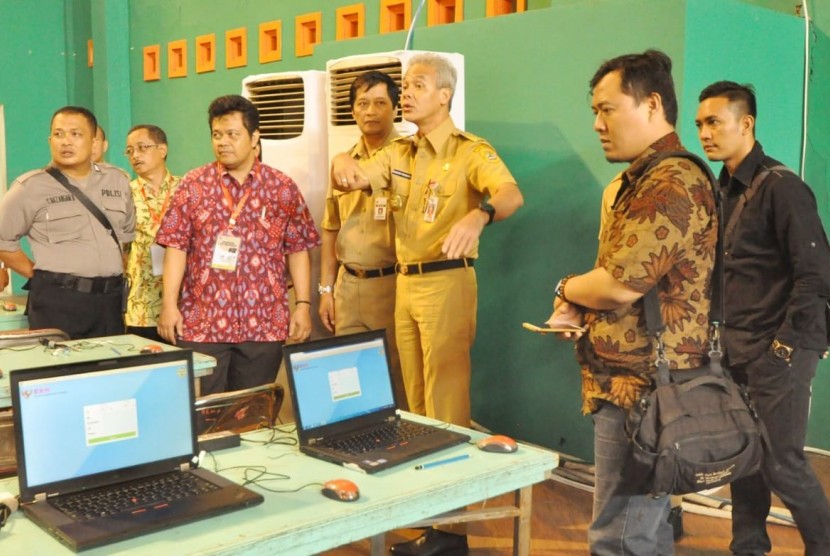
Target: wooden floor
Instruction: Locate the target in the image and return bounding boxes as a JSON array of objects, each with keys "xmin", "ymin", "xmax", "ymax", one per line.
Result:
[{"xmin": 322, "ymin": 452, "xmax": 830, "ymax": 555}]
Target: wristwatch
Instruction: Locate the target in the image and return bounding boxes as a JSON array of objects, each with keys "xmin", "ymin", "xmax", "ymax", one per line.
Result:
[
  {"xmin": 770, "ymin": 339, "xmax": 794, "ymax": 361},
  {"xmin": 555, "ymin": 274, "xmax": 577, "ymax": 304},
  {"xmin": 317, "ymin": 283, "xmax": 333, "ymax": 295},
  {"xmin": 477, "ymin": 201, "xmax": 496, "ymax": 226}
]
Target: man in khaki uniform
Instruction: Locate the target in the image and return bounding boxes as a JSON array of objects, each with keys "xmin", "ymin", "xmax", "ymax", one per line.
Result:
[
  {"xmin": 333, "ymin": 53, "xmax": 523, "ymax": 555},
  {"xmin": 319, "ymin": 70, "xmax": 407, "ymax": 407}
]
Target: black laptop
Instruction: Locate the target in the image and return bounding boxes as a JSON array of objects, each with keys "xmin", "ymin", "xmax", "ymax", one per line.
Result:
[
  {"xmin": 283, "ymin": 330, "xmax": 470, "ymax": 474},
  {"xmin": 11, "ymin": 350, "xmax": 263, "ymax": 552}
]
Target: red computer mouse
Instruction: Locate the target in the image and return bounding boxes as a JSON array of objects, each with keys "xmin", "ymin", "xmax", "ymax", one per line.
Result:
[
  {"xmin": 321, "ymin": 478, "xmax": 360, "ymax": 502},
  {"xmin": 140, "ymin": 344, "xmax": 164, "ymax": 354},
  {"xmin": 476, "ymin": 434, "xmax": 519, "ymax": 454}
]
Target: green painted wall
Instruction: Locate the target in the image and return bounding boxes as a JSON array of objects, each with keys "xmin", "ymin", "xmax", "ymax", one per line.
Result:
[{"xmin": 1, "ymin": 0, "xmax": 826, "ymax": 458}]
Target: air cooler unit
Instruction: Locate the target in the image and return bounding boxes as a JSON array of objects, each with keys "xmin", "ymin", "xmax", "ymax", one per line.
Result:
[
  {"xmin": 326, "ymin": 51, "xmax": 465, "ymax": 158},
  {"xmin": 242, "ymin": 70, "xmax": 328, "ymax": 225}
]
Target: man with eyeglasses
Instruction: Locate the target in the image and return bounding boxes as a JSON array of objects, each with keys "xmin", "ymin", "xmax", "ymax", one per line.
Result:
[
  {"xmin": 0, "ymin": 106, "xmax": 135, "ymax": 339},
  {"xmin": 124, "ymin": 124, "xmax": 179, "ymax": 341},
  {"xmin": 156, "ymin": 95, "xmax": 320, "ymax": 395}
]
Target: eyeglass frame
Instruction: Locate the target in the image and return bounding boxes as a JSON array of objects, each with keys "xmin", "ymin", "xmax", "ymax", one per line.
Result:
[{"xmin": 124, "ymin": 143, "xmax": 160, "ymax": 157}]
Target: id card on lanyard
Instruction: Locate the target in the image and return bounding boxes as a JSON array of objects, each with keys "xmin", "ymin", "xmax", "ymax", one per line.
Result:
[{"xmin": 211, "ymin": 179, "xmax": 250, "ymax": 271}]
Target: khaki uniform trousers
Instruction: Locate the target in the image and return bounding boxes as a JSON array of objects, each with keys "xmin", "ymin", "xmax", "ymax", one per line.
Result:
[
  {"xmin": 395, "ymin": 266, "xmax": 477, "ymax": 427},
  {"xmin": 334, "ymin": 266, "xmax": 407, "ymax": 410}
]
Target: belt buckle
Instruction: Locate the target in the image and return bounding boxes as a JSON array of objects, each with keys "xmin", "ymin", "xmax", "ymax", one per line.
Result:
[
  {"xmin": 355, "ymin": 268, "xmax": 367, "ymax": 279},
  {"xmin": 396, "ymin": 263, "xmax": 408, "ymax": 276}
]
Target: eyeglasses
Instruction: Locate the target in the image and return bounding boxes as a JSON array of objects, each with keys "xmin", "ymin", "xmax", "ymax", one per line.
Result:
[{"xmin": 124, "ymin": 144, "xmax": 159, "ymax": 156}]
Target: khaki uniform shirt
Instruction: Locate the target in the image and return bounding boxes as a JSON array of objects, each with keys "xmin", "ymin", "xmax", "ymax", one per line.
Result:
[
  {"xmin": 321, "ymin": 133, "xmax": 398, "ymax": 269},
  {"xmin": 0, "ymin": 163, "xmax": 135, "ymax": 277},
  {"xmin": 360, "ymin": 117, "xmax": 516, "ymax": 262},
  {"xmin": 125, "ymin": 171, "xmax": 180, "ymax": 326}
]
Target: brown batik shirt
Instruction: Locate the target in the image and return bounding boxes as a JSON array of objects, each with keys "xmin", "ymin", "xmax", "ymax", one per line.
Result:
[{"xmin": 576, "ymin": 132, "xmax": 718, "ymax": 414}]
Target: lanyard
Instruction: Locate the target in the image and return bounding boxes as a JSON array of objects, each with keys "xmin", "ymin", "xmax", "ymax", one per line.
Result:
[
  {"xmin": 219, "ymin": 182, "xmax": 250, "ymax": 231},
  {"xmin": 138, "ymin": 179, "xmax": 172, "ymax": 226}
]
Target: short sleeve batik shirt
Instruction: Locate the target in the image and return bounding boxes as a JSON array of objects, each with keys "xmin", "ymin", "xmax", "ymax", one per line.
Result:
[
  {"xmin": 155, "ymin": 160, "xmax": 321, "ymax": 342},
  {"xmin": 576, "ymin": 133, "xmax": 718, "ymax": 413}
]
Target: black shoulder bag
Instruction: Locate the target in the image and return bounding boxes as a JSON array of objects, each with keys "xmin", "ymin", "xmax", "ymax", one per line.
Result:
[{"xmin": 624, "ymin": 152, "xmax": 769, "ymax": 497}]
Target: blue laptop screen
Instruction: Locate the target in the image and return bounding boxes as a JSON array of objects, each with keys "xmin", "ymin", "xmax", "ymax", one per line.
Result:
[
  {"xmin": 16, "ymin": 358, "xmax": 193, "ymax": 488},
  {"xmin": 289, "ymin": 336, "xmax": 395, "ymax": 430}
]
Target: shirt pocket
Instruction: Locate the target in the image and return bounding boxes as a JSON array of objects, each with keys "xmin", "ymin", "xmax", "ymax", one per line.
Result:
[
  {"xmin": 46, "ymin": 202, "xmax": 86, "ymax": 243},
  {"xmin": 102, "ymin": 196, "xmax": 128, "ymax": 235},
  {"xmin": 254, "ymin": 204, "xmax": 288, "ymax": 252}
]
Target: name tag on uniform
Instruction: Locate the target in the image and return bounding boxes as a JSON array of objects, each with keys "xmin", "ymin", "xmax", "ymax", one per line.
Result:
[
  {"xmin": 150, "ymin": 243, "xmax": 165, "ymax": 276},
  {"xmin": 374, "ymin": 196, "xmax": 388, "ymax": 220},
  {"xmin": 211, "ymin": 233, "xmax": 242, "ymax": 271}
]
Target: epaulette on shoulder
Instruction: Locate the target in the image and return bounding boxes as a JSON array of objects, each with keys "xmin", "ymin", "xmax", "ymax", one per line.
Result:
[
  {"xmin": 16, "ymin": 168, "xmax": 47, "ymax": 185},
  {"xmin": 453, "ymin": 128, "xmax": 484, "ymax": 143},
  {"xmin": 95, "ymin": 162, "xmax": 131, "ymax": 180}
]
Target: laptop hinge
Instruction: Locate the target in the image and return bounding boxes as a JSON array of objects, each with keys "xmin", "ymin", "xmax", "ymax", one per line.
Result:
[
  {"xmin": 386, "ymin": 415, "xmax": 396, "ymax": 423},
  {"xmin": 180, "ymin": 462, "xmax": 189, "ymax": 472},
  {"xmin": 309, "ymin": 437, "xmax": 320, "ymax": 445},
  {"xmin": 35, "ymin": 492, "xmax": 47, "ymax": 503}
]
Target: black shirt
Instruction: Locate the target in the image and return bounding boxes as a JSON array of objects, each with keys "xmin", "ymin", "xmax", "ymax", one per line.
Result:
[{"xmin": 720, "ymin": 142, "xmax": 830, "ymax": 366}]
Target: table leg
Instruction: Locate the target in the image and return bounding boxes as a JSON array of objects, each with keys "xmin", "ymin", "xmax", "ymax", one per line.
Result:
[
  {"xmin": 512, "ymin": 486, "xmax": 533, "ymax": 556},
  {"xmin": 370, "ymin": 533, "xmax": 385, "ymax": 556}
]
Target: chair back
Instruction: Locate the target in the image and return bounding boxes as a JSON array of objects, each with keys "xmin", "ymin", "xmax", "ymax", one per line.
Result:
[{"xmin": 0, "ymin": 328, "xmax": 70, "ymax": 349}]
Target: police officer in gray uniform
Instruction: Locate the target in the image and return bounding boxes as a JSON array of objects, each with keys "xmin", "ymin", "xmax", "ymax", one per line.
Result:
[{"xmin": 0, "ymin": 106, "xmax": 135, "ymax": 339}]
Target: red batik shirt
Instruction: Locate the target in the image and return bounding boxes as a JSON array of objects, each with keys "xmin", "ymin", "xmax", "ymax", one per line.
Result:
[{"xmin": 155, "ymin": 160, "xmax": 320, "ymax": 342}]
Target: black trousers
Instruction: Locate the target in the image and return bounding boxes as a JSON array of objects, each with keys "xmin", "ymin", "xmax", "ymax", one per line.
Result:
[
  {"xmin": 27, "ymin": 273, "xmax": 124, "ymax": 340},
  {"xmin": 126, "ymin": 325, "xmax": 165, "ymax": 343},
  {"xmin": 729, "ymin": 349, "xmax": 830, "ymax": 555},
  {"xmin": 177, "ymin": 340, "xmax": 283, "ymax": 396}
]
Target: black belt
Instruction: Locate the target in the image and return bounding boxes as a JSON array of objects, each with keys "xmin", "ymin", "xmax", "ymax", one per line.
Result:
[
  {"xmin": 395, "ymin": 258, "xmax": 474, "ymax": 276},
  {"xmin": 342, "ymin": 264, "xmax": 396, "ymax": 279},
  {"xmin": 36, "ymin": 270, "xmax": 124, "ymax": 294}
]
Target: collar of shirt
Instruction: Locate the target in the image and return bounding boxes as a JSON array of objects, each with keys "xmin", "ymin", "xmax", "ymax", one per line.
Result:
[
  {"xmin": 617, "ymin": 132, "xmax": 683, "ymax": 198},
  {"xmin": 216, "ymin": 159, "xmax": 262, "ymax": 198},
  {"xmin": 409, "ymin": 116, "xmax": 457, "ymax": 154},
  {"xmin": 350, "ymin": 130, "xmax": 400, "ymax": 160},
  {"xmin": 719, "ymin": 141, "xmax": 766, "ymax": 193},
  {"xmin": 136, "ymin": 169, "xmax": 176, "ymax": 193}
]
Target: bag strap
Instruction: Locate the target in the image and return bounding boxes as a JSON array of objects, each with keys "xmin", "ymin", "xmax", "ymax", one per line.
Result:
[
  {"xmin": 722, "ymin": 164, "xmax": 789, "ymax": 251},
  {"xmin": 638, "ymin": 151, "xmax": 722, "ymax": 384},
  {"xmin": 46, "ymin": 167, "xmax": 122, "ymax": 252}
]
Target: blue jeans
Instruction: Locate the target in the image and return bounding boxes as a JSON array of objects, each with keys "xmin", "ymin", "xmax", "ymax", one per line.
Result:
[
  {"xmin": 729, "ymin": 349, "xmax": 830, "ymax": 555},
  {"xmin": 589, "ymin": 402, "xmax": 674, "ymax": 555}
]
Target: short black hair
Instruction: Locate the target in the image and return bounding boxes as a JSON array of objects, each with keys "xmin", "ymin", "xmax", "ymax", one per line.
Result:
[
  {"xmin": 698, "ymin": 80, "xmax": 757, "ymax": 118},
  {"xmin": 589, "ymin": 49, "xmax": 678, "ymax": 126},
  {"xmin": 349, "ymin": 70, "xmax": 400, "ymax": 109},
  {"xmin": 128, "ymin": 124, "xmax": 168, "ymax": 145},
  {"xmin": 208, "ymin": 95, "xmax": 260, "ymax": 136},
  {"xmin": 51, "ymin": 106, "xmax": 98, "ymax": 135}
]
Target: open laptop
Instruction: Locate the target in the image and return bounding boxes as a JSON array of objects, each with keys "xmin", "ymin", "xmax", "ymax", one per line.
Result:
[
  {"xmin": 11, "ymin": 350, "xmax": 264, "ymax": 552},
  {"xmin": 283, "ymin": 330, "xmax": 470, "ymax": 474}
]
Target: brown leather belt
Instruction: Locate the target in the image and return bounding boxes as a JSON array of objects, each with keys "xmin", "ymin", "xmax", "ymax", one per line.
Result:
[
  {"xmin": 395, "ymin": 258, "xmax": 474, "ymax": 276},
  {"xmin": 342, "ymin": 264, "xmax": 396, "ymax": 279},
  {"xmin": 36, "ymin": 270, "xmax": 124, "ymax": 294}
]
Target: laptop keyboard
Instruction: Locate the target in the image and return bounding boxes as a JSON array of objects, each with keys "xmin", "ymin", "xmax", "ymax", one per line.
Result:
[
  {"xmin": 51, "ymin": 471, "xmax": 219, "ymax": 522},
  {"xmin": 322, "ymin": 420, "xmax": 438, "ymax": 455}
]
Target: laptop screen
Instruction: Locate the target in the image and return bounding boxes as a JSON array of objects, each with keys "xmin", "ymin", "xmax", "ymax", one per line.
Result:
[
  {"xmin": 288, "ymin": 333, "xmax": 395, "ymax": 430},
  {"xmin": 14, "ymin": 353, "xmax": 194, "ymax": 489}
]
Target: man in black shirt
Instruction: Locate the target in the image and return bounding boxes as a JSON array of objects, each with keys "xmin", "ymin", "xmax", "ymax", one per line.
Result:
[{"xmin": 696, "ymin": 81, "xmax": 830, "ymax": 556}]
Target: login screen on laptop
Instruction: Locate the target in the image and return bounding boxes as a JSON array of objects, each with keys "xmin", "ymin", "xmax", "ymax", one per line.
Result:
[
  {"xmin": 16, "ymin": 358, "xmax": 193, "ymax": 488},
  {"xmin": 290, "ymin": 336, "xmax": 395, "ymax": 429}
]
